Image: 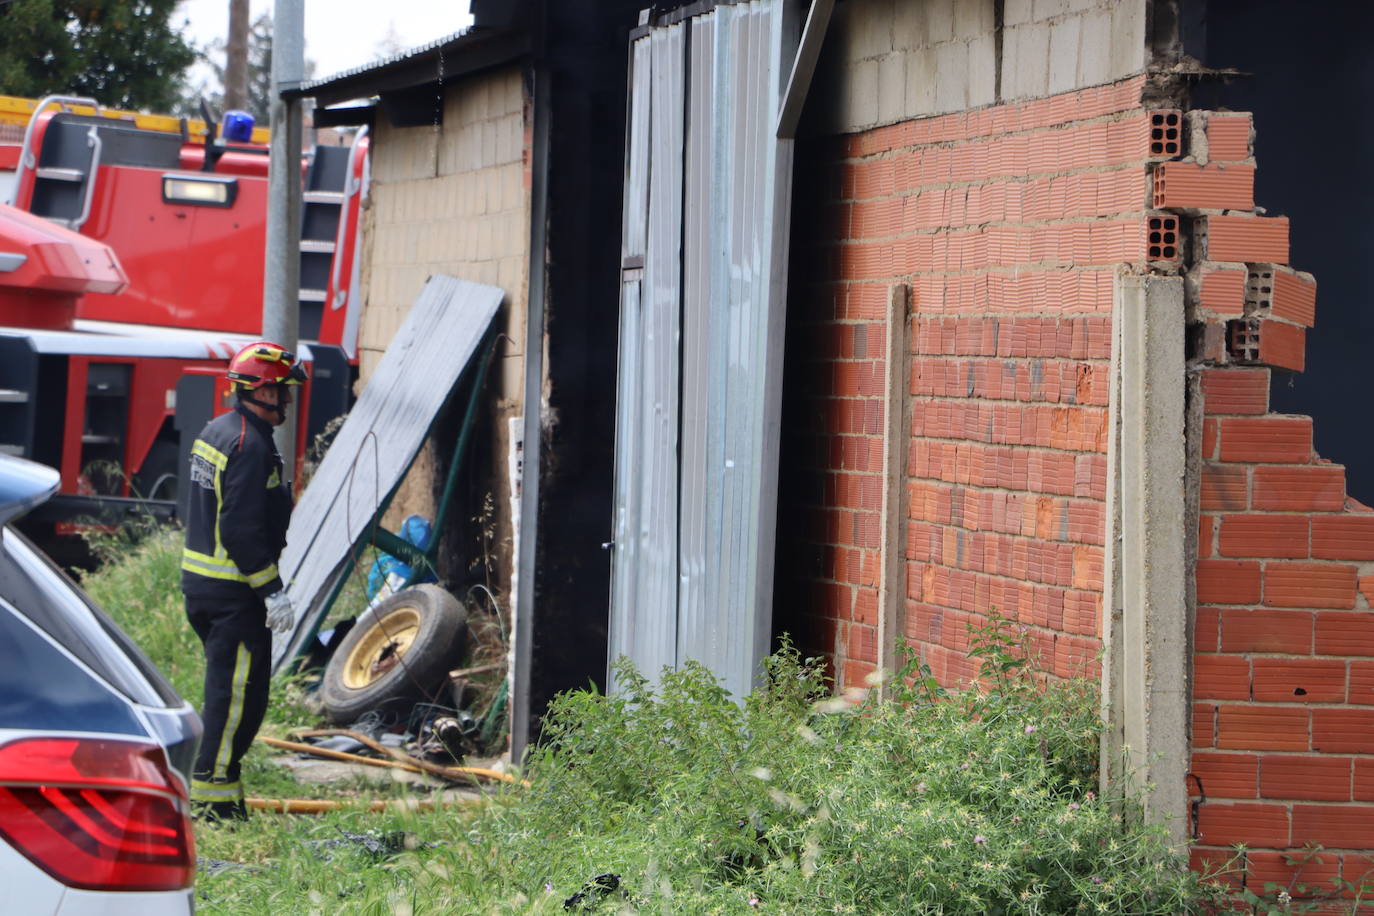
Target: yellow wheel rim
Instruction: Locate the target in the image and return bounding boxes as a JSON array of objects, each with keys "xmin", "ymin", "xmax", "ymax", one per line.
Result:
[{"xmin": 341, "ymin": 606, "xmax": 423, "ymax": 689}]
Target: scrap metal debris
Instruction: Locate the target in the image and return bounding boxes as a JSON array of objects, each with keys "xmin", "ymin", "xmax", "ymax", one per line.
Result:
[{"xmin": 564, "ymin": 873, "xmax": 624, "ymax": 911}]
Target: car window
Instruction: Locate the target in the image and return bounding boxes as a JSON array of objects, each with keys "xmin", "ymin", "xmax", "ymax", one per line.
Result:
[
  {"xmin": 0, "ymin": 601, "xmax": 146, "ymax": 735},
  {"xmin": 0, "ymin": 528, "xmax": 181, "ymax": 708}
]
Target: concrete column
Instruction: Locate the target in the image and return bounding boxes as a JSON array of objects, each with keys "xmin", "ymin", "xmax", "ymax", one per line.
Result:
[
  {"xmin": 1101, "ymin": 270, "xmax": 1190, "ymax": 847},
  {"xmin": 878, "ymin": 283, "xmax": 912, "ymax": 690}
]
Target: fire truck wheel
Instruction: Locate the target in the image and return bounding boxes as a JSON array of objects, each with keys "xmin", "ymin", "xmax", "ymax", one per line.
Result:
[
  {"xmin": 319, "ymin": 584, "xmax": 468, "ymax": 725},
  {"xmin": 133, "ymin": 440, "xmax": 179, "ymax": 502}
]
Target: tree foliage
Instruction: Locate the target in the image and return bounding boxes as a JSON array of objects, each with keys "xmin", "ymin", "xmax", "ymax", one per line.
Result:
[
  {"xmin": 0, "ymin": 0, "xmax": 197, "ymax": 112},
  {"xmin": 183, "ymin": 12, "xmax": 316, "ymax": 124}
]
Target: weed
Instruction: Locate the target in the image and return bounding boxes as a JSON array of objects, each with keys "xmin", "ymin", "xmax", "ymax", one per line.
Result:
[{"xmin": 80, "ymin": 534, "xmax": 1237, "ymax": 914}]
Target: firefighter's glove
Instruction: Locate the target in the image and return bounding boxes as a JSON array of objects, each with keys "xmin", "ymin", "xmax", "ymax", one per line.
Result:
[{"xmin": 265, "ymin": 591, "xmax": 295, "ymax": 634}]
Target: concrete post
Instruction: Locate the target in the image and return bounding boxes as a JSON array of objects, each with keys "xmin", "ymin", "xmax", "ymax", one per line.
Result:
[
  {"xmin": 1101, "ymin": 270, "xmax": 1190, "ymax": 847},
  {"xmin": 263, "ymin": 0, "xmax": 304, "ymax": 471},
  {"xmin": 878, "ymin": 283, "xmax": 911, "ymax": 691}
]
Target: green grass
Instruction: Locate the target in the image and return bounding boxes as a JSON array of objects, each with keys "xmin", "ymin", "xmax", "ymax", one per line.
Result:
[{"xmin": 78, "ymin": 528, "xmax": 1242, "ymax": 915}]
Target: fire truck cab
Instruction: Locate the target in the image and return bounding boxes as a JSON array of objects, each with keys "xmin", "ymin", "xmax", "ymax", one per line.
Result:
[{"xmin": 0, "ymin": 95, "xmax": 367, "ymax": 542}]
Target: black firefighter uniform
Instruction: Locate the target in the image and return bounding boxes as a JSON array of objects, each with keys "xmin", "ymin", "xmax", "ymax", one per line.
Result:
[{"xmin": 181, "ymin": 402, "xmax": 292, "ymax": 810}]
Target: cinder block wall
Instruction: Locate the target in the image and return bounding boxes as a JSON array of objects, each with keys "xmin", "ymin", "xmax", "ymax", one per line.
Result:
[
  {"xmin": 1179, "ymin": 110, "xmax": 1374, "ymax": 892},
  {"xmin": 357, "ymin": 63, "xmax": 529, "ymax": 591}
]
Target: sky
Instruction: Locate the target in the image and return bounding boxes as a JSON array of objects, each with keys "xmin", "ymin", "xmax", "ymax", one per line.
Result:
[{"xmin": 173, "ymin": 0, "xmax": 475, "ymax": 85}]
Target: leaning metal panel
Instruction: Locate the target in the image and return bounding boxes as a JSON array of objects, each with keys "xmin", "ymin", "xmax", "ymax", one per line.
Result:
[
  {"xmin": 608, "ymin": 26, "xmax": 686, "ymax": 690},
  {"xmin": 272, "ymin": 274, "xmax": 501, "ymax": 671}
]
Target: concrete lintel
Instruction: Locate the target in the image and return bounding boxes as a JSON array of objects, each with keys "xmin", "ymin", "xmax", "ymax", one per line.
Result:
[
  {"xmin": 878, "ymin": 283, "xmax": 912, "ymax": 693},
  {"xmin": 1102, "ymin": 269, "xmax": 1190, "ymax": 848}
]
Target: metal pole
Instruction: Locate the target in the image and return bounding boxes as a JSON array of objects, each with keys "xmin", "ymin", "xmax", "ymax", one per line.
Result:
[{"xmin": 264, "ymin": 0, "xmax": 304, "ymax": 472}]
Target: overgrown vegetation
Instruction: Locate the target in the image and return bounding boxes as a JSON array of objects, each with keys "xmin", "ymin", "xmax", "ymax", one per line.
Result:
[{"xmin": 81, "ymin": 529, "xmax": 1241, "ymax": 914}]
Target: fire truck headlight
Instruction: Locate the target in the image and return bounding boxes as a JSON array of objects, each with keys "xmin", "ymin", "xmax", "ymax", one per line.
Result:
[{"xmin": 162, "ymin": 175, "xmax": 237, "ymax": 208}]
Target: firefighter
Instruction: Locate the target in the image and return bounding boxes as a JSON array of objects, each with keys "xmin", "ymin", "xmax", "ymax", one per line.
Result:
[{"xmin": 182, "ymin": 340, "xmax": 305, "ymax": 820}]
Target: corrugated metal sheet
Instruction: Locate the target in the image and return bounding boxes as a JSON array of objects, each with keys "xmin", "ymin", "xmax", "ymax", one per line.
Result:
[
  {"xmin": 610, "ymin": 0, "xmax": 794, "ymax": 700},
  {"xmin": 272, "ymin": 274, "xmax": 501, "ymax": 671},
  {"xmin": 608, "ymin": 25, "xmax": 685, "ymax": 689}
]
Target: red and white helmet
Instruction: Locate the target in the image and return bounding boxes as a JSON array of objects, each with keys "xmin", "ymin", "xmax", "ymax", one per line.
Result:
[{"xmin": 225, "ymin": 340, "xmax": 307, "ymax": 391}]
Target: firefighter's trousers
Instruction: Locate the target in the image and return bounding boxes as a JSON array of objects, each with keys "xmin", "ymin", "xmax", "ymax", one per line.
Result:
[{"xmin": 186, "ymin": 595, "xmax": 271, "ymax": 812}]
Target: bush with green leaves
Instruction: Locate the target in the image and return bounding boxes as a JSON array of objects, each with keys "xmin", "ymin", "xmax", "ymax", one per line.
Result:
[
  {"xmin": 460, "ymin": 626, "xmax": 1233, "ymax": 915},
  {"xmin": 77, "ymin": 529, "xmax": 1238, "ymax": 914}
]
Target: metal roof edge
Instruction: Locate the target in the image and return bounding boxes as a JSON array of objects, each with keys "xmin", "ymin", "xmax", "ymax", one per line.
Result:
[{"xmin": 289, "ymin": 26, "xmax": 531, "ymax": 106}]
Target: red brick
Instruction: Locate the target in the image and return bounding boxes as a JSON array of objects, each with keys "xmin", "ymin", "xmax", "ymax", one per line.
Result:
[
  {"xmin": 1200, "ymin": 465, "xmax": 1248, "ymax": 512},
  {"xmin": 1355, "ymin": 758, "xmax": 1374, "ymax": 801},
  {"xmin": 1195, "ymin": 604, "xmax": 1221, "ymax": 652},
  {"xmin": 1270, "ymin": 268, "xmax": 1318, "ymax": 328},
  {"xmin": 1206, "ymin": 113, "xmax": 1252, "ymax": 161},
  {"xmin": 1248, "ymin": 264, "xmax": 1317, "ymax": 328},
  {"xmin": 1198, "ymin": 515, "xmax": 1215, "ymax": 559},
  {"xmin": 1198, "ymin": 267, "xmax": 1248, "ymax": 317},
  {"xmin": 1217, "ymin": 514, "xmax": 1308, "ymax": 558},
  {"xmin": 1196, "ymin": 559, "xmax": 1262, "ymax": 605},
  {"xmin": 1292, "ymin": 804, "xmax": 1374, "ymax": 850},
  {"xmin": 1361, "ymin": 576, "xmax": 1374, "ymax": 607},
  {"xmin": 1244, "ymin": 849, "xmax": 1342, "ymax": 893},
  {"xmin": 1217, "ymin": 705, "xmax": 1309, "ymax": 751},
  {"xmin": 1312, "ymin": 516, "xmax": 1374, "ymax": 561},
  {"xmin": 1264, "ymin": 563, "xmax": 1357, "ymax": 610},
  {"xmin": 1191, "ymin": 752, "xmax": 1259, "ymax": 799},
  {"xmin": 1194, "ymin": 702, "xmax": 1217, "ymax": 748},
  {"xmin": 1202, "ymin": 214, "xmax": 1290, "ymax": 264},
  {"xmin": 1255, "ymin": 319, "xmax": 1306, "ymax": 373},
  {"xmin": 1194, "ymin": 654, "xmax": 1252, "ymax": 700},
  {"xmin": 1219, "ymin": 609, "xmax": 1314, "ymax": 654},
  {"xmin": 1153, "ymin": 161, "xmax": 1255, "ymax": 211},
  {"xmin": 1253, "ymin": 466, "xmax": 1346, "ymax": 512},
  {"xmin": 1200, "ymin": 368, "xmax": 1270, "ymax": 416},
  {"xmin": 1260, "ymin": 755, "xmax": 1352, "ymax": 801},
  {"xmin": 1202, "ymin": 418, "xmax": 1219, "ymax": 460},
  {"xmin": 1218, "ymin": 416, "xmax": 1312, "ymax": 464},
  {"xmin": 1351, "ymin": 661, "xmax": 1374, "ymax": 706},
  {"xmin": 1313, "ymin": 708, "xmax": 1374, "ymax": 753},
  {"xmin": 1315, "ymin": 613, "xmax": 1374, "ymax": 657},
  {"xmin": 1196, "ymin": 801, "xmax": 1290, "ymax": 847},
  {"xmin": 1251, "ymin": 658, "xmax": 1347, "ymax": 703}
]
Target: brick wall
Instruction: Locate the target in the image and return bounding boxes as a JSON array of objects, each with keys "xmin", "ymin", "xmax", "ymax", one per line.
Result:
[
  {"xmin": 811, "ymin": 0, "xmax": 1146, "ymax": 133},
  {"xmin": 783, "ymin": 73, "xmax": 1162, "ymax": 691},
  {"xmin": 1180, "ymin": 111, "xmax": 1374, "ymax": 902},
  {"xmin": 781, "ymin": 14, "xmax": 1374, "ymax": 894}
]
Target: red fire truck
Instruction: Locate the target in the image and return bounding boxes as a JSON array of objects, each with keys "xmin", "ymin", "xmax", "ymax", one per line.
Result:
[{"xmin": 0, "ymin": 95, "xmax": 368, "ymax": 542}]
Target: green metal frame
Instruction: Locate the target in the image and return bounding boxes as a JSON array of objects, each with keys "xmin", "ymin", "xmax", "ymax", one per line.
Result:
[{"xmin": 292, "ymin": 328, "xmax": 499, "ymax": 662}]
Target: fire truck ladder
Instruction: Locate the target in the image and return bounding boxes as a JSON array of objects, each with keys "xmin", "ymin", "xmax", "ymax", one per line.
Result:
[{"xmin": 298, "ymin": 143, "xmax": 352, "ymax": 341}]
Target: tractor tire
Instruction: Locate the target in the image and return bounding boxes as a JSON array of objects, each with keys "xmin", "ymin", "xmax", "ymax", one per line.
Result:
[{"xmin": 319, "ymin": 584, "xmax": 468, "ymax": 725}]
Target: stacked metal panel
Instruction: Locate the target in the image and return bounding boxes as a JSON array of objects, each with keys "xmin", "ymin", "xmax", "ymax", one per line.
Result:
[{"xmin": 609, "ymin": 0, "xmax": 795, "ymax": 701}]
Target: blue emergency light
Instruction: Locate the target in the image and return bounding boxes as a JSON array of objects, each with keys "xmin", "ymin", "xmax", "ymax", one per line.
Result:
[{"xmin": 222, "ymin": 110, "xmax": 256, "ymax": 143}]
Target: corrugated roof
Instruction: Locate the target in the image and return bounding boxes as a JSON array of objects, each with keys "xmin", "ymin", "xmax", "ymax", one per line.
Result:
[
  {"xmin": 298, "ymin": 26, "xmax": 477, "ymax": 94},
  {"xmin": 290, "ymin": 25, "xmax": 530, "ymax": 106}
]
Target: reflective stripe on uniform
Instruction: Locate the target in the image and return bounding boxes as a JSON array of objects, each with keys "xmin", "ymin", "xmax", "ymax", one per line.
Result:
[
  {"xmin": 192, "ymin": 439, "xmax": 228, "ymax": 469},
  {"xmin": 181, "ymin": 547, "xmax": 277, "ymax": 588},
  {"xmin": 213, "ymin": 643, "xmax": 252, "ymax": 779},
  {"xmin": 191, "ymin": 777, "xmax": 244, "ymax": 802},
  {"xmin": 182, "ymin": 547, "xmax": 246, "ymax": 582},
  {"xmin": 246, "ymin": 563, "xmax": 278, "ymax": 589}
]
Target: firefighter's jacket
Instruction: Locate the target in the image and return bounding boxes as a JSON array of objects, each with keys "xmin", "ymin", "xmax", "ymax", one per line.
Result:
[{"xmin": 181, "ymin": 403, "xmax": 292, "ymax": 601}]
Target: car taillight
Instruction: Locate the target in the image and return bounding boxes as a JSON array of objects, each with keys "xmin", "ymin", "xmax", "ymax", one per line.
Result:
[{"xmin": 0, "ymin": 736, "xmax": 195, "ymax": 891}]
